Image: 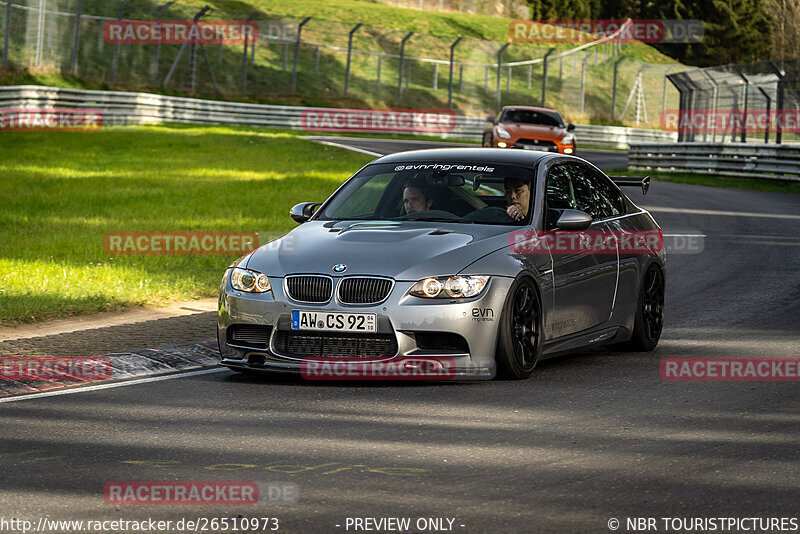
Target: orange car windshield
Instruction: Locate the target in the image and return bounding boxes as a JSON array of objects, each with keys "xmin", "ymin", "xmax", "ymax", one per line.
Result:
[{"xmin": 501, "ymin": 109, "xmax": 563, "ymax": 128}]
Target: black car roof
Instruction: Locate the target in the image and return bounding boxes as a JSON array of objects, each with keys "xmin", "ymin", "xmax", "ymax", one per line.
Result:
[{"xmin": 370, "ymin": 148, "xmax": 555, "ymax": 168}]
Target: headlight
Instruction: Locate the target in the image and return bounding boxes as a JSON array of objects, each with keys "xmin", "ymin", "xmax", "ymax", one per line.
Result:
[
  {"xmin": 562, "ymin": 134, "xmax": 575, "ymax": 145},
  {"xmin": 230, "ymin": 267, "xmax": 271, "ymax": 293},
  {"xmin": 409, "ymin": 275, "xmax": 489, "ymax": 299},
  {"xmin": 495, "ymin": 126, "xmax": 511, "ymax": 139}
]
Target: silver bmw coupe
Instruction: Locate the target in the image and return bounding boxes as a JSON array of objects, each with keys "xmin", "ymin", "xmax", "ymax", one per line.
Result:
[{"xmin": 217, "ymin": 148, "xmax": 665, "ymax": 380}]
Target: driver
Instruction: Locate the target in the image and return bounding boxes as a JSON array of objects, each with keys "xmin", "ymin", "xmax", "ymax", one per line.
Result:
[
  {"xmin": 403, "ymin": 179, "xmax": 434, "ymax": 214},
  {"xmin": 505, "ymin": 177, "xmax": 531, "ymax": 221}
]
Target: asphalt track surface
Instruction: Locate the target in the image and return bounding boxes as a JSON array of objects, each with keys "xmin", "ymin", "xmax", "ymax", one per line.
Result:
[{"xmin": 1, "ymin": 139, "xmax": 799, "ymax": 534}]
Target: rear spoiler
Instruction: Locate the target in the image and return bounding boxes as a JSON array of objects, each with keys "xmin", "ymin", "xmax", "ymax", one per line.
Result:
[{"xmin": 610, "ymin": 175, "xmax": 650, "ymax": 195}]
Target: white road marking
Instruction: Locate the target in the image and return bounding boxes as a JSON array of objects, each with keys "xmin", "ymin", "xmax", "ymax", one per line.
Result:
[
  {"xmin": 309, "ymin": 139, "xmax": 384, "ymax": 157},
  {"xmin": 644, "ymin": 206, "xmax": 800, "ymax": 220},
  {"xmin": 0, "ymin": 368, "xmax": 227, "ymax": 404}
]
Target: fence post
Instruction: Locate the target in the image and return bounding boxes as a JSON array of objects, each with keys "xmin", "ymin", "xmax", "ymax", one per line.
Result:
[
  {"xmin": 579, "ymin": 52, "xmax": 591, "ymax": 114},
  {"xmin": 397, "ymin": 31, "xmax": 413, "ymax": 100},
  {"xmin": 506, "ymin": 65, "xmax": 511, "ymax": 91},
  {"xmin": 447, "ymin": 36, "xmax": 462, "ymax": 108},
  {"xmin": 376, "ymin": 55, "xmax": 381, "ymax": 90},
  {"xmin": 290, "ymin": 16, "xmax": 311, "ymax": 92},
  {"xmin": 2, "ymin": 0, "xmax": 11, "ymax": 68},
  {"xmin": 540, "ymin": 47, "xmax": 555, "ymax": 107},
  {"xmin": 110, "ymin": 0, "xmax": 131, "ymax": 82},
  {"xmin": 344, "ymin": 22, "xmax": 362, "ymax": 95},
  {"xmin": 152, "ymin": 1, "xmax": 174, "ymax": 85},
  {"xmin": 732, "ymin": 66, "xmax": 750, "ymax": 143},
  {"xmin": 314, "ymin": 45, "xmax": 320, "ymax": 75},
  {"xmin": 35, "ymin": 0, "xmax": 46, "ymax": 67},
  {"xmin": 527, "ymin": 63, "xmax": 531, "ymax": 89},
  {"xmin": 433, "ymin": 63, "xmax": 438, "ymax": 89},
  {"xmin": 496, "ymin": 42, "xmax": 510, "ymax": 111},
  {"xmin": 458, "ymin": 64, "xmax": 463, "ymax": 92},
  {"xmin": 240, "ymin": 12, "xmax": 256, "ymax": 92},
  {"xmin": 768, "ymin": 61, "xmax": 785, "ymax": 144},
  {"xmin": 611, "ymin": 55, "xmax": 626, "ymax": 120},
  {"xmin": 70, "ymin": 0, "xmax": 82, "ymax": 74}
]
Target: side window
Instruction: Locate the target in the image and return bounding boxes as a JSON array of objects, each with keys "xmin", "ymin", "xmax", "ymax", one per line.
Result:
[
  {"xmin": 589, "ymin": 171, "xmax": 625, "ymax": 218},
  {"xmin": 563, "ymin": 164, "xmax": 623, "ymax": 221},
  {"xmin": 545, "ymin": 165, "xmax": 575, "ymax": 228}
]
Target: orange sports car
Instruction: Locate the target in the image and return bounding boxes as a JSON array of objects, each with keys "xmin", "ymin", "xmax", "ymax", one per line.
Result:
[{"xmin": 483, "ymin": 106, "xmax": 576, "ymax": 154}]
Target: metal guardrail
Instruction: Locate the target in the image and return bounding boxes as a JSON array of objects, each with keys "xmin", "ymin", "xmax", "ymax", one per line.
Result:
[
  {"xmin": 0, "ymin": 85, "xmax": 678, "ymax": 148},
  {"xmin": 629, "ymin": 142, "xmax": 800, "ymax": 181}
]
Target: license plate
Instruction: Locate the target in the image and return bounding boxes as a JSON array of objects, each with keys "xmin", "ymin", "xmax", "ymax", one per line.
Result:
[{"xmin": 291, "ymin": 310, "xmax": 377, "ymax": 333}]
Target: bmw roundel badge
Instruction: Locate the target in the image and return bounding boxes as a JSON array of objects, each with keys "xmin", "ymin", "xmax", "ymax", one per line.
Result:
[{"xmin": 332, "ymin": 264, "xmax": 347, "ymax": 273}]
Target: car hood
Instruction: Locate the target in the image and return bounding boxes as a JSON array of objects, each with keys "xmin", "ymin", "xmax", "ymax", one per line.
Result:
[
  {"xmin": 499, "ymin": 123, "xmax": 566, "ymax": 140},
  {"xmin": 245, "ymin": 220, "xmax": 513, "ymax": 280}
]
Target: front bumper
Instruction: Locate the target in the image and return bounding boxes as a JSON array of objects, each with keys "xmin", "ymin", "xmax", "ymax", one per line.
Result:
[{"xmin": 217, "ymin": 274, "xmax": 514, "ymax": 380}]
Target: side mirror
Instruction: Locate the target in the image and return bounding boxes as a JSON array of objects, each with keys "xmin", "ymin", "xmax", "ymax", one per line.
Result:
[
  {"xmin": 290, "ymin": 202, "xmax": 322, "ymax": 223},
  {"xmin": 556, "ymin": 209, "xmax": 592, "ymax": 230},
  {"xmin": 486, "ymin": 116, "xmax": 496, "ymax": 124},
  {"xmin": 567, "ymin": 123, "xmax": 575, "ymax": 132}
]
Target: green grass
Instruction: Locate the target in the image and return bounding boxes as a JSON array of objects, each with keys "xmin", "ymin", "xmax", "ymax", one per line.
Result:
[
  {"xmin": 609, "ymin": 169, "xmax": 800, "ymax": 194},
  {"xmin": 0, "ymin": 125, "xmax": 372, "ymax": 324}
]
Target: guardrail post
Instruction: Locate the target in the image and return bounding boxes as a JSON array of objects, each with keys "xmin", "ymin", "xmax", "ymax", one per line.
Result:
[
  {"xmin": 611, "ymin": 55, "xmax": 626, "ymax": 120},
  {"xmin": 397, "ymin": 31, "xmax": 413, "ymax": 101},
  {"xmin": 70, "ymin": 0, "xmax": 82, "ymax": 74},
  {"xmin": 290, "ymin": 16, "xmax": 311, "ymax": 92},
  {"xmin": 344, "ymin": 23, "xmax": 362, "ymax": 95},
  {"xmin": 447, "ymin": 36, "xmax": 462, "ymax": 108},
  {"xmin": 540, "ymin": 47, "xmax": 555, "ymax": 107},
  {"xmin": 152, "ymin": 2, "xmax": 175, "ymax": 85},
  {"xmin": 496, "ymin": 42, "xmax": 510, "ymax": 111},
  {"xmin": 2, "ymin": 0, "xmax": 11, "ymax": 68},
  {"xmin": 111, "ymin": 0, "xmax": 131, "ymax": 83}
]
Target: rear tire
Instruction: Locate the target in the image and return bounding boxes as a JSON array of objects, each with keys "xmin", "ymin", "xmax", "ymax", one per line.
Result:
[
  {"xmin": 622, "ymin": 265, "xmax": 665, "ymax": 351},
  {"xmin": 495, "ymin": 278, "xmax": 543, "ymax": 380}
]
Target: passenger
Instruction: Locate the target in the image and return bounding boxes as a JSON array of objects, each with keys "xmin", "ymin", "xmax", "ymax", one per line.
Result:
[
  {"xmin": 504, "ymin": 178, "xmax": 531, "ymax": 221},
  {"xmin": 402, "ymin": 180, "xmax": 434, "ymax": 214}
]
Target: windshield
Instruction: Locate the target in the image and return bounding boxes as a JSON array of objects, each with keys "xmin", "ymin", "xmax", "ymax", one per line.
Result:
[
  {"xmin": 316, "ymin": 162, "xmax": 535, "ymax": 226},
  {"xmin": 500, "ymin": 109, "xmax": 564, "ymax": 128}
]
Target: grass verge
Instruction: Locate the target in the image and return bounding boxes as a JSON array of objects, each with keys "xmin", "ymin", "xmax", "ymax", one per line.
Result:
[{"xmin": 0, "ymin": 124, "xmax": 372, "ymax": 325}]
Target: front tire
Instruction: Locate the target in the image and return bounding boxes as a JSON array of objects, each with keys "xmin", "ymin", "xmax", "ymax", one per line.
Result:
[
  {"xmin": 495, "ymin": 277, "xmax": 543, "ymax": 380},
  {"xmin": 622, "ymin": 265, "xmax": 665, "ymax": 351}
]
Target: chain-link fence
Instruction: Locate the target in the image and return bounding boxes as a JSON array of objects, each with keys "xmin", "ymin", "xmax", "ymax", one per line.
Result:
[
  {"xmin": 0, "ymin": 0, "xmax": 685, "ymax": 127},
  {"xmin": 667, "ymin": 59, "xmax": 800, "ymax": 144}
]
